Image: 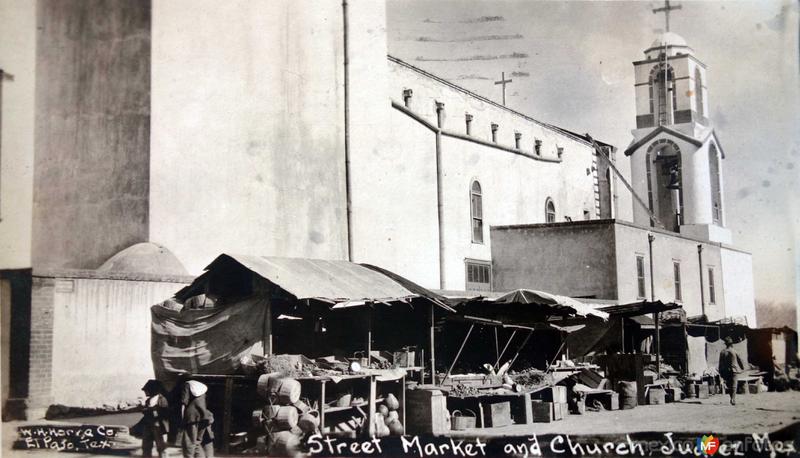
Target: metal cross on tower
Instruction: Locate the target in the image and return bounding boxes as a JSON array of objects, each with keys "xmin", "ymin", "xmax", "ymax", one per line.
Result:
[
  {"xmin": 494, "ymin": 72, "xmax": 512, "ymax": 106},
  {"xmin": 652, "ymin": 0, "xmax": 681, "ymax": 32}
]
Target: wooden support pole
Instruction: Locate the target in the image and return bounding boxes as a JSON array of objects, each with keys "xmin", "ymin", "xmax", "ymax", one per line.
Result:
[
  {"xmin": 366, "ymin": 376, "xmax": 377, "ymax": 437},
  {"xmin": 429, "ymin": 303, "xmax": 436, "ymax": 385},
  {"xmin": 365, "ymin": 307, "xmax": 372, "ymax": 366},
  {"xmin": 222, "ymin": 378, "xmax": 233, "ymax": 454},
  {"xmin": 494, "ymin": 328, "xmax": 500, "ymax": 361},
  {"xmin": 263, "ymin": 300, "xmax": 273, "ymax": 356},
  {"xmin": 494, "ymin": 330, "xmax": 517, "ymax": 369},
  {"xmin": 507, "ymin": 330, "xmax": 534, "ymax": 370},
  {"xmin": 443, "ymin": 324, "xmax": 475, "ymax": 383}
]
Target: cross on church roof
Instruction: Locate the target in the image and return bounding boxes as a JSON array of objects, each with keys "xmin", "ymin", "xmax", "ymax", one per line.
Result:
[
  {"xmin": 652, "ymin": 0, "xmax": 681, "ymax": 33},
  {"xmin": 494, "ymin": 72, "xmax": 512, "ymax": 106}
]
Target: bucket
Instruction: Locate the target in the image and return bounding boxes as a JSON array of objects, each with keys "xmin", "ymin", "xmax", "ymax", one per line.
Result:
[
  {"xmin": 273, "ymin": 405, "xmax": 299, "ymax": 430},
  {"xmin": 618, "ymin": 381, "xmax": 637, "ymax": 410},
  {"xmin": 270, "ymin": 431, "xmax": 300, "ymax": 456},
  {"xmin": 276, "ymin": 378, "xmax": 302, "ymax": 405},
  {"xmin": 451, "ymin": 409, "xmax": 476, "ymax": 430}
]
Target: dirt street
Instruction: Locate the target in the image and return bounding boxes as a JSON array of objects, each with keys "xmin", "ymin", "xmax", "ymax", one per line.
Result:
[{"xmin": 3, "ymin": 391, "xmax": 799, "ymax": 456}]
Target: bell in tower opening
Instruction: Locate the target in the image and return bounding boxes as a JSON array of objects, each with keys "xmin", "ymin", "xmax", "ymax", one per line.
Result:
[{"xmin": 646, "ymin": 139, "xmax": 683, "ymax": 232}]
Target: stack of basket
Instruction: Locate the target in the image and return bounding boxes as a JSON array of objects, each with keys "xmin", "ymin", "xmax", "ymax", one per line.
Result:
[{"xmin": 251, "ymin": 373, "xmax": 320, "ymax": 456}]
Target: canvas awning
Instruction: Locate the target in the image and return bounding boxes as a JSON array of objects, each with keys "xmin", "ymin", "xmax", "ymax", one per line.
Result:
[
  {"xmin": 175, "ymin": 254, "xmax": 453, "ymax": 311},
  {"xmin": 458, "ymin": 288, "xmax": 609, "ymax": 322},
  {"xmin": 598, "ymin": 300, "xmax": 682, "ymax": 318}
]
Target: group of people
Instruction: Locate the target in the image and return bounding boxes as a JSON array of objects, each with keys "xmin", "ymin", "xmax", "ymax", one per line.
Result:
[{"xmin": 138, "ymin": 379, "xmax": 215, "ymax": 458}]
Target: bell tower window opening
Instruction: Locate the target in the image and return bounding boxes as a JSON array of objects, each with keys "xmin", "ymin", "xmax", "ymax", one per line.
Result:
[
  {"xmin": 709, "ymin": 144, "xmax": 722, "ymax": 224},
  {"xmin": 650, "ymin": 64, "xmax": 675, "ymax": 126},
  {"xmin": 695, "ymin": 68, "xmax": 704, "ymax": 119}
]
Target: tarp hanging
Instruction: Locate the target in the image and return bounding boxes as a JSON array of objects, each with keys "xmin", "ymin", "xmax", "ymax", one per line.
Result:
[{"xmin": 151, "ymin": 296, "xmax": 268, "ymax": 379}]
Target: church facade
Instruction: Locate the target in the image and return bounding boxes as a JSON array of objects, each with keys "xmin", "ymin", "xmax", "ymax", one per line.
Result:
[{"xmin": 0, "ymin": 0, "xmax": 752, "ymax": 415}]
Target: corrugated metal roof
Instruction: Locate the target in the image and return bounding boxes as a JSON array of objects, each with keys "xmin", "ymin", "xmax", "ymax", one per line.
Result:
[{"xmin": 189, "ymin": 254, "xmax": 452, "ymax": 310}]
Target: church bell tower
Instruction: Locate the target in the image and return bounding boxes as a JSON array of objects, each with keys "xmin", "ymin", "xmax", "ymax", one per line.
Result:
[{"xmin": 625, "ymin": 1, "xmax": 731, "ymax": 244}]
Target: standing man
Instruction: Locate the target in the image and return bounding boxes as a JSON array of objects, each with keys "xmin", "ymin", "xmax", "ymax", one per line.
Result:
[
  {"xmin": 140, "ymin": 380, "xmax": 170, "ymax": 458},
  {"xmin": 181, "ymin": 380, "xmax": 215, "ymax": 457},
  {"xmin": 718, "ymin": 337, "xmax": 745, "ymax": 405}
]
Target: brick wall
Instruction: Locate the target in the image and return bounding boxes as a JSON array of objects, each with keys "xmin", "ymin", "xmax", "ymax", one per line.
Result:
[{"xmin": 28, "ymin": 276, "xmax": 54, "ymax": 408}]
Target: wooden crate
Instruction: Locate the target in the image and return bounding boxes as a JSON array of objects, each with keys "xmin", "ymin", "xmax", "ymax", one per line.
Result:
[
  {"xmin": 530, "ymin": 385, "xmax": 567, "ymax": 403},
  {"xmin": 551, "ymin": 402, "xmax": 567, "ymax": 421},
  {"xmin": 665, "ymin": 387, "xmax": 681, "ymax": 403},
  {"xmin": 406, "ymin": 388, "xmax": 449, "ymax": 435},
  {"xmin": 482, "ymin": 401, "xmax": 511, "ymax": 428},
  {"xmin": 697, "ymin": 382, "xmax": 710, "ymax": 399},
  {"xmin": 531, "ymin": 401, "xmax": 553, "ymax": 423},
  {"xmin": 647, "ymin": 388, "xmax": 666, "ymax": 405}
]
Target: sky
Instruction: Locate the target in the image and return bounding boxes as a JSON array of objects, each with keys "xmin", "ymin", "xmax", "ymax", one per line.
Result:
[{"xmin": 386, "ymin": 0, "xmax": 799, "ymax": 307}]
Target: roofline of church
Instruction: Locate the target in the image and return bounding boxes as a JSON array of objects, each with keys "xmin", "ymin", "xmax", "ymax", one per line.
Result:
[
  {"xmin": 387, "ymin": 55, "xmax": 615, "ymax": 149},
  {"xmin": 491, "ymin": 218, "xmax": 751, "ymax": 255}
]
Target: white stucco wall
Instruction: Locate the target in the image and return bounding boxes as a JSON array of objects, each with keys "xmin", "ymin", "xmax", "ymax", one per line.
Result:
[
  {"xmin": 51, "ymin": 278, "xmax": 185, "ymax": 407},
  {"xmin": 720, "ymin": 247, "xmax": 756, "ymax": 326},
  {"xmin": 614, "ymin": 223, "xmax": 725, "ymax": 320},
  {"xmin": 0, "ymin": 0, "xmax": 36, "ymax": 269},
  {"xmin": 357, "ymin": 59, "xmax": 600, "ymax": 290},
  {"xmin": 150, "ymin": 0, "xmax": 349, "ymax": 273}
]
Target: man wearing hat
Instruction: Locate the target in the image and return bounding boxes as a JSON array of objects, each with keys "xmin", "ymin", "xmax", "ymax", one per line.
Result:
[
  {"xmin": 718, "ymin": 337, "xmax": 745, "ymax": 405},
  {"xmin": 140, "ymin": 380, "xmax": 170, "ymax": 457}
]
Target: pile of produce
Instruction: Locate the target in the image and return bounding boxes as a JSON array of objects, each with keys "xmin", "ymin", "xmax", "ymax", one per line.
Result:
[
  {"xmin": 449, "ymin": 383, "xmax": 480, "ymax": 398},
  {"xmin": 510, "ymin": 368, "xmax": 549, "ymax": 389}
]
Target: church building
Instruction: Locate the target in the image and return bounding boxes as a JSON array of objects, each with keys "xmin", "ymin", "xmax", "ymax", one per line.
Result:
[{"xmin": 492, "ymin": 31, "xmax": 755, "ymax": 326}]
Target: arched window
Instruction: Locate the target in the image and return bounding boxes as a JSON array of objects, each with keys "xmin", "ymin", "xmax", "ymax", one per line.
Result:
[
  {"xmin": 709, "ymin": 144, "xmax": 722, "ymax": 224},
  {"xmin": 545, "ymin": 198, "xmax": 556, "ymax": 223},
  {"xmin": 649, "ymin": 64, "xmax": 676, "ymax": 125},
  {"xmin": 470, "ymin": 181, "xmax": 483, "ymax": 243},
  {"xmin": 695, "ymin": 68, "xmax": 704, "ymax": 119}
]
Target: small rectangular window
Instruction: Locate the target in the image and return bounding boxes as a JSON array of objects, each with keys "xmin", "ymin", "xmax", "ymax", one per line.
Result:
[
  {"xmin": 465, "ymin": 260, "xmax": 491, "ymax": 292},
  {"xmin": 636, "ymin": 255, "xmax": 646, "ymax": 299},
  {"xmin": 708, "ymin": 268, "xmax": 716, "ymax": 304},
  {"xmin": 557, "ymin": 146, "xmax": 564, "ymax": 159},
  {"xmin": 673, "ymin": 261, "xmax": 682, "ymax": 302},
  {"xmin": 534, "ymin": 139, "xmax": 542, "ymax": 156}
]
